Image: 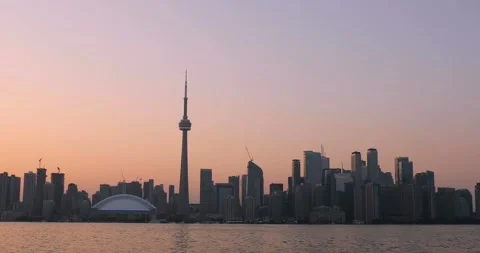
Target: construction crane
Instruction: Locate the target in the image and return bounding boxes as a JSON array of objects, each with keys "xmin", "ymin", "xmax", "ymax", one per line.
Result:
[
  {"xmin": 121, "ymin": 169, "xmax": 126, "ymax": 183},
  {"xmin": 321, "ymin": 144, "xmax": 326, "ymax": 156},
  {"xmin": 39, "ymin": 158, "xmax": 43, "ymax": 168},
  {"xmin": 245, "ymin": 146, "xmax": 253, "ymax": 162},
  {"xmin": 57, "ymin": 167, "xmax": 61, "ymax": 173}
]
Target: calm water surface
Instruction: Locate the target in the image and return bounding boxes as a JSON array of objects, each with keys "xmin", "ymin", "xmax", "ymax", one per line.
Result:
[{"xmin": 0, "ymin": 223, "xmax": 479, "ymax": 253}]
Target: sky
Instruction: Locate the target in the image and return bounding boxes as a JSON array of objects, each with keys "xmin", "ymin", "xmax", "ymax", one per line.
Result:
[{"xmin": 1, "ymin": 1, "xmax": 479, "ymax": 202}]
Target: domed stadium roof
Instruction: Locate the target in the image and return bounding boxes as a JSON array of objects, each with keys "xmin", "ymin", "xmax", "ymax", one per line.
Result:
[{"xmin": 92, "ymin": 194, "xmax": 156, "ymax": 212}]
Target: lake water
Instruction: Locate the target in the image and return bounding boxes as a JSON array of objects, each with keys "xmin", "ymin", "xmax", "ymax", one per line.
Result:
[{"xmin": 0, "ymin": 223, "xmax": 479, "ymax": 252}]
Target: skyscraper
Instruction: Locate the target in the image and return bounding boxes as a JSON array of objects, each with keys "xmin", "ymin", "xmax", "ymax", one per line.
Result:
[
  {"xmin": 247, "ymin": 161, "xmax": 264, "ymax": 207},
  {"xmin": 9, "ymin": 175, "xmax": 21, "ymax": 209},
  {"xmin": 367, "ymin": 148, "xmax": 379, "ymax": 182},
  {"xmin": 303, "ymin": 151, "xmax": 323, "ymax": 186},
  {"xmin": 228, "ymin": 175, "xmax": 240, "ymax": 216},
  {"xmin": 292, "ymin": 159, "xmax": 301, "ymax": 187},
  {"xmin": 395, "ymin": 157, "xmax": 413, "ymax": 185},
  {"xmin": 241, "ymin": 174, "xmax": 248, "ymax": 206},
  {"xmin": 51, "ymin": 172, "xmax": 65, "ymax": 214},
  {"xmin": 351, "ymin": 151, "xmax": 363, "ymax": 222},
  {"xmin": 34, "ymin": 168, "xmax": 47, "ymax": 216},
  {"xmin": 23, "ymin": 172, "xmax": 36, "ymax": 216},
  {"xmin": 178, "ymin": 70, "xmax": 192, "ymax": 216},
  {"xmin": 168, "ymin": 185, "xmax": 175, "ymax": 204},
  {"xmin": 200, "ymin": 169, "xmax": 213, "ymax": 214},
  {"xmin": 0, "ymin": 172, "xmax": 9, "ymax": 211}
]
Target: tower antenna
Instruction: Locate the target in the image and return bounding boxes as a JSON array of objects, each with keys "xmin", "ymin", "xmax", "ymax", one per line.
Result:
[
  {"xmin": 39, "ymin": 158, "xmax": 43, "ymax": 168},
  {"xmin": 321, "ymin": 144, "xmax": 325, "ymax": 156}
]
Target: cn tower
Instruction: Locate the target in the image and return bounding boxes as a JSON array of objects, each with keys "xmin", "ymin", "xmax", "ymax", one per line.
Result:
[{"xmin": 178, "ymin": 70, "xmax": 191, "ymax": 216}]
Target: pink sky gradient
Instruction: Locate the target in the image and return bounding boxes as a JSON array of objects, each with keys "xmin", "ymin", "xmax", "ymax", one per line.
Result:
[{"xmin": 1, "ymin": 1, "xmax": 479, "ymax": 201}]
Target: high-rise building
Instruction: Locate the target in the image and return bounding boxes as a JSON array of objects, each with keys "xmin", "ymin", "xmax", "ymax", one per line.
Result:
[
  {"xmin": 8, "ymin": 175, "xmax": 21, "ymax": 208},
  {"xmin": 395, "ymin": 157, "xmax": 413, "ymax": 185},
  {"xmin": 34, "ymin": 168, "xmax": 47, "ymax": 216},
  {"xmin": 23, "ymin": 172, "xmax": 36, "ymax": 215},
  {"xmin": 294, "ymin": 183, "xmax": 312, "ymax": 222},
  {"xmin": 241, "ymin": 174, "xmax": 248, "ymax": 206},
  {"xmin": 178, "ymin": 71, "xmax": 192, "ymax": 216},
  {"xmin": 244, "ymin": 196, "xmax": 256, "ymax": 222},
  {"xmin": 228, "ymin": 175, "xmax": 240, "ymax": 216},
  {"xmin": 363, "ymin": 182, "xmax": 380, "ymax": 224},
  {"xmin": 323, "ymin": 168, "xmax": 341, "ymax": 206},
  {"xmin": 303, "ymin": 151, "xmax": 323, "ymax": 186},
  {"xmin": 43, "ymin": 183, "xmax": 54, "ymax": 201},
  {"xmin": 269, "ymin": 183, "xmax": 283, "ymax": 195},
  {"xmin": 292, "ymin": 159, "xmax": 301, "ymax": 187},
  {"xmin": 269, "ymin": 191, "xmax": 284, "ymax": 222},
  {"xmin": 247, "ymin": 161, "xmax": 264, "ymax": 207},
  {"xmin": 152, "ymin": 185, "xmax": 168, "ymax": 216},
  {"xmin": 223, "ymin": 195, "xmax": 236, "ymax": 222},
  {"xmin": 414, "ymin": 171, "xmax": 436, "ymax": 220},
  {"xmin": 367, "ymin": 148, "xmax": 379, "ymax": 182},
  {"xmin": 0, "ymin": 172, "xmax": 9, "ymax": 211},
  {"xmin": 99, "ymin": 184, "xmax": 111, "ymax": 201},
  {"xmin": 51, "ymin": 172, "xmax": 65, "ymax": 214},
  {"xmin": 168, "ymin": 185, "xmax": 175, "ymax": 204},
  {"xmin": 216, "ymin": 183, "xmax": 234, "ymax": 217},
  {"xmin": 143, "ymin": 179, "xmax": 154, "ymax": 202},
  {"xmin": 321, "ymin": 156, "xmax": 330, "ymax": 171},
  {"xmin": 351, "ymin": 151, "xmax": 363, "ymax": 222},
  {"xmin": 200, "ymin": 169, "xmax": 213, "ymax": 215},
  {"xmin": 475, "ymin": 183, "xmax": 480, "ymax": 218}
]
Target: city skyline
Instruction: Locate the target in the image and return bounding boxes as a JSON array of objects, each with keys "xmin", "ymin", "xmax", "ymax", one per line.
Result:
[{"xmin": 1, "ymin": 1, "xmax": 479, "ymax": 202}]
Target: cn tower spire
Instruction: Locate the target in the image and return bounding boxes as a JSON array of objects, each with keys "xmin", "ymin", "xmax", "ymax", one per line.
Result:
[{"xmin": 183, "ymin": 69, "xmax": 188, "ymax": 119}]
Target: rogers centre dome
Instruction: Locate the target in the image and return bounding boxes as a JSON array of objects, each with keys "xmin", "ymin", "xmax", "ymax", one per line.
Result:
[{"xmin": 90, "ymin": 194, "xmax": 156, "ymax": 222}]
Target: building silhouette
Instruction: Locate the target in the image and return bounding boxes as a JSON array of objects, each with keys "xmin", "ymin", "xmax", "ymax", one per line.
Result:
[
  {"xmin": 34, "ymin": 168, "xmax": 47, "ymax": 216},
  {"xmin": 395, "ymin": 157, "xmax": 413, "ymax": 185},
  {"xmin": 351, "ymin": 151, "xmax": 363, "ymax": 222},
  {"xmin": 200, "ymin": 169, "xmax": 213, "ymax": 215},
  {"xmin": 367, "ymin": 148, "xmax": 379, "ymax": 182},
  {"xmin": 178, "ymin": 71, "xmax": 192, "ymax": 216},
  {"xmin": 247, "ymin": 161, "xmax": 264, "ymax": 208},
  {"xmin": 23, "ymin": 172, "xmax": 36, "ymax": 216},
  {"xmin": 303, "ymin": 151, "xmax": 322, "ymax": 186}
]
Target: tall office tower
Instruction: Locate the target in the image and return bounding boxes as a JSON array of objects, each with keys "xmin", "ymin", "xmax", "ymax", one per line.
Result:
[
  {"xmin": 367, "ymin": 148, "xmax": 379, "ymax": 182},
  {"xmin": 152, "ymin": 185, "xmax": 168, "ymax": 216},
  {"xmin": 200, "ymin": 169, "xmax": 213, "ymax": 214},
  {"xmin": 351, "ymin": 151, "xmax": 363, "ymax": 222},
  {"xmin": 23, "ymin": 172, "xmax": 36, "ymax": 215},
  {"xmin": 294, "ymin": 183, "xmax": 312, "ymax": 222},
  {"xmin": 0, "ymin": 172, "xmax": 9, "ymax": 211},
  {"xmin": 303, "ymin": 151, "xmax": 323, "ymax": 186},
  {"xmin": 99, "ymin": 184, "xmax": 111, "ymax": 201},
  {"xmin": 168, "ymin": 185, "xmax": 175, "ymax": 204},
  {"xmin": 216, "ymin": 183, "xmax": 234, "ymax": 217},
  {"xmin": 43, "ymin": 183, "xmax": 54, "ymax": 201},
  {"xmin": 143, "ymin": 181, "xmax": 151, "ymax": 201},
  {"xmin": 475, "ymin": 183, "xmax": 480, "ymax": 218},
  {"xmin": 147, "ymin": 179, "xmax": 154, "ymax": 202},
  {"xmin": 323, "ymin": 168, "xmax": 341, "ymax": 206},
  {"xmin": 223, "ymin": 195, "xmax": 236, "ymax": 222},
  {"xmin": 34, "ymin": 168, "xmax": 47, "ymax": 215},
  {"xmin": 363, "ymin": 182, "xmax": 380, "ymax": 224},
  {"xmin": 414, "ymin": 171, "xmax": 436, "ymax": 220},
  {"xmin": 321, "ymin": 156, "xmax": 330, "ymax": 171},
  {"xmin": 126, "ymin": 181, "xmax": 142, "ymax": 198},
  {"xmin": 228, "ymin": 175, "xmax": 240, "ymax": 216},
  {"xmin": 241, "ymin": 174, "xmax": 248, "ymax": 206},
  {"xmin": 269, "ymin": 191, "xmax": 284, "ymax": 222},
  {"xmin": 395, "ymin": 157, "xmax": 413, "ymax": 185},
  {"xmin": 51, "ymin": 172, "xmax": 65, "ymax": 214},
  {"xmin": 269, "ymin": 183, "xmax": 283, "ymax": 194},
  {"xmin": 244, "ymin": 196, "xmax": 256, "ymax": 222},
  {"xmin": 178, "ymin": 71, "xmax": 192, "ymax": 216},
  {"xmin": 9, "ymin": 175, "xmax": 21, "ymax": 208},
  {"xmin": 247, "ymin": 161, "xmax": 264, "ymax": 207},
  {"xmin": 292, "ymin": 159, "xmax": 301, "ymax": 187}
]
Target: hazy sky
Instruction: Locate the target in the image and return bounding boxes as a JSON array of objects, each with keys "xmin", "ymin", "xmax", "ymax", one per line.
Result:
[{"xmin": 1, "ymin": 1, "xmax": 479, "ymax": 201}]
